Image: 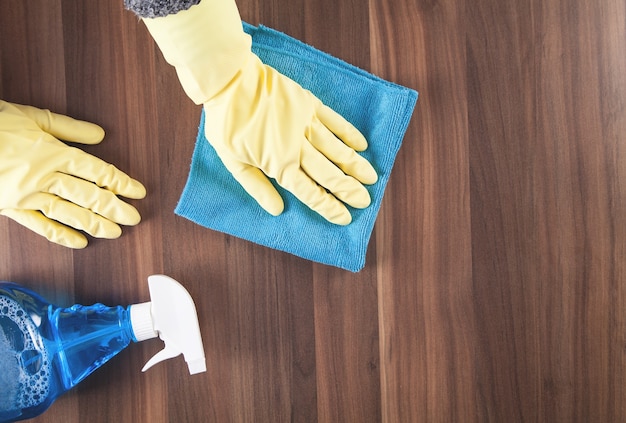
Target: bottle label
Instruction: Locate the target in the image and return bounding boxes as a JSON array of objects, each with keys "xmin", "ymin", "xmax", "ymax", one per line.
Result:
[{"xmin": 0, "ymin": 295, "xmax": 51, "ymax": 413}]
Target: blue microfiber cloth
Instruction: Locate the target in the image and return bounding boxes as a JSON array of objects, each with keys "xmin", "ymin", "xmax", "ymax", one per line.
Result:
[{"xmin": 175, "ymin": 23, "xmax": 418, "ymax": 272}]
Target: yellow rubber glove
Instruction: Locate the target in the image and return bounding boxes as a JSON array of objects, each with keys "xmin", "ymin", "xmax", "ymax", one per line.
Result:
[
  {"xmin": 143, "ymin": 0, "xmax": 377, "ymax": 225},
  {"xmin": 0, "ymin": 100, "xmax": 146, "ymax": 248}
]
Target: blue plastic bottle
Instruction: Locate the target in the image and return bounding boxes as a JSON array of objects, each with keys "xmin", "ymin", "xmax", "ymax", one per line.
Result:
[{"xmin": 0, "ymin": 275, "xmax": 206, "ymax": 422}]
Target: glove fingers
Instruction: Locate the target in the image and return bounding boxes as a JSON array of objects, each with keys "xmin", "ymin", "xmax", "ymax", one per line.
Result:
[
  {"xmin": 44, "ymin": 172, "xmax": 142, "ymax": 226},
  {"xmin": 0, "ymin": 208, "xmax": 88, "ymax": 249},
  {"xmin": 26, "ymin": 192, "xmax": 123, "ymax": 239},
  {"xmin": 223, "ymin": 158, "xmax": 284, "ymax": 216},
  {"xmin": 315, "ymin": 103, "xmax": 368, "ymax": 151},
  {"xmin": 308, "ymin": 119, "xmax": 378, "ymax": 185},
  {"xmin": 61, "ymin": 148, "xmax": 147, "ymax": 199},
  {"xmin": 301, "ymin": 142, "xmax": 371, "ymax": 209},
  {"xmin": 9, "ymin": 102, "xmax": 105, "ymax": 145},
  {"xmin": 278, "ymin": 167, "xmax": 352, "ymax": 225}
]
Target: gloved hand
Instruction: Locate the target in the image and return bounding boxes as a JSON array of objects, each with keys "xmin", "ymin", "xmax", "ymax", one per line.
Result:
[
  {"xmin": 0, "ymin": 100, "xmax": 146, "ymax": 248},
  {"xmin": 143, "ymin": 0, "xmax": 377, "ymax": 225}
]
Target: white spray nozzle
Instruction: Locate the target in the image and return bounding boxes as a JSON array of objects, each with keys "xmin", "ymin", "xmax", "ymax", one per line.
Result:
[{"xmin": 130, "ymin": 274, "xmax": 206, "ymax": 375}]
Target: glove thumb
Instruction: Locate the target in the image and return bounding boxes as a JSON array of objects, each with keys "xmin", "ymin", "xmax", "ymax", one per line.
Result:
[{"xmin": 10, "ymin": 102, "xmax": 105, "ymax": 145}]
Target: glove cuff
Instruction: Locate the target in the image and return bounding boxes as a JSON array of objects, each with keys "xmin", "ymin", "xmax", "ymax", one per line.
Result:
[{"xmin": 143, "ymin": 0, "xmax": 252, "ymax": 104}]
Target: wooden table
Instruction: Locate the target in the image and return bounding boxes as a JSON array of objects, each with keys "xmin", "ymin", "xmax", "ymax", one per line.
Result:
[{"xmin": 1, "ymin": 0, "xmax": 624, "ymax": 421}]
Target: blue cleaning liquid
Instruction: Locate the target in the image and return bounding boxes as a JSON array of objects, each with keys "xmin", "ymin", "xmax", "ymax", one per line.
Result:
[{"xmin": 0, "ymin": 282, "xmax": 137, "ymax": 422}]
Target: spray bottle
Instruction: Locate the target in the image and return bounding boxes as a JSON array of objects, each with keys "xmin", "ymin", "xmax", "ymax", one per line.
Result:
[{"xmin": 0, "ymin": 274, "xmax": 205, "ymax": 422}]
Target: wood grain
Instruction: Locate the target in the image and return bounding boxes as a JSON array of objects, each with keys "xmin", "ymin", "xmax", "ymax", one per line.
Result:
[{"xmin": 1, "ymin": 0, "xmax": 624, "ymax": 422}]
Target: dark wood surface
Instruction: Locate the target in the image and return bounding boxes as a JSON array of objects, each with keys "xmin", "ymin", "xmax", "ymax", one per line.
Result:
[{"xmin": 1, "ymin": 0, "xmax": 624, "ymax": 422}]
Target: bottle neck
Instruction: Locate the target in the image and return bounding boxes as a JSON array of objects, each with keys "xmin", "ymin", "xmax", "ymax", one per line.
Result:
[
  {"xmin": 129, "ymin": 302, "xmax": 158, "ymax": 342},
  {"xmin": 50, "ymin": 303, "xmax": 136, "ymax": 390}
]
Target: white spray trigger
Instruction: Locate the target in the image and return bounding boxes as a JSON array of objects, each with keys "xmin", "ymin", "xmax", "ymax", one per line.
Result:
[
  {"xmin": 131, "ymin": 275, "xmax": 206, "ymax": 375},
  {"xmin": 141, "ymin": 344, "xmax": 181, "ymax": 372}
]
